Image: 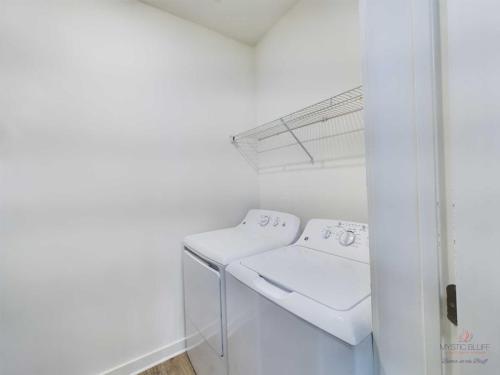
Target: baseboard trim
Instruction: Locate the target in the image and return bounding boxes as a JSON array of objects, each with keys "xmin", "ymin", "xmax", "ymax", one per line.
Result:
[{"xmin": 101, "ymin": 338, "xmax": 186, "ymax": 375}]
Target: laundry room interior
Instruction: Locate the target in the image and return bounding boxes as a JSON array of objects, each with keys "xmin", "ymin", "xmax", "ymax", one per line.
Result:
[{"xmin": 3, "ymin": 0, "xmax": 497, "ymax": 375}]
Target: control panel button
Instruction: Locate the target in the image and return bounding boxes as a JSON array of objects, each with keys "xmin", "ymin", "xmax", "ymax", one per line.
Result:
[
  {"xmin": 322, "ymin": 228, "xmax": 332, "ymax": 239},
  {"xmin": 259, "ymin": 215, "xmax": 271, "ymax": 227},
  {"xmin": 339, "ymin": 230, "xmax": 356, "ymax": 246}
]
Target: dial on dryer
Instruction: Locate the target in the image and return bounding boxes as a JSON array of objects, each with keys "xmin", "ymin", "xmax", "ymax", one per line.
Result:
[{"xmin": 260, "ymin": 215, "xmax": 271, "ymax": 227}]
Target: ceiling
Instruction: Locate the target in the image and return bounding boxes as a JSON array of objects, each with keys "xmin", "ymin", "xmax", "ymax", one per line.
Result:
[{"xmin": 140, "ymin": 0, "xmax": 300, "ymax": 45}]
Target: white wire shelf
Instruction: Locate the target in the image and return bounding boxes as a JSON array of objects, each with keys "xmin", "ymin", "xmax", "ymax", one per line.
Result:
[{"xmin": 231, "ymin": 86, "xmax": 364, "ymax": 173}]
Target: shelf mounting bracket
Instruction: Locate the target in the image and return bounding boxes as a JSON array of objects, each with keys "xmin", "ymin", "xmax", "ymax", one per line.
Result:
[{"xmin": 280, "ymin": 118, "xmax": 314, "ymax": 164}]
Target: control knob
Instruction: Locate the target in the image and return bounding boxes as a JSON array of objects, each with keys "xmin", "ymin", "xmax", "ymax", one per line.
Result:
[
  {"xmin": 322, "ymin": 228, "xmax": 332, "ymax": 239},
  {"xmin": 259, "ymin": 215, "xmax": 271, "ymax": 227},
  {"xmin": 339, "ymin": 230, "xmax": 356, "ymax": 246}
]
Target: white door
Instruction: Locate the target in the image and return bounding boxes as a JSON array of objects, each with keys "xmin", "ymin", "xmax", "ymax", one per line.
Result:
[{"xmin": 441, "ymin": 1, "xmax": 500, "ymax": 374}]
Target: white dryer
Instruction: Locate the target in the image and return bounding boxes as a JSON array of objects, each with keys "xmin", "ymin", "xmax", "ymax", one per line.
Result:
[
  {"xmin": 226, "ymin": 219, "xmax": 373, "ymax": 375},
  {"xmin": 183, "ymin": 209, "xmax": 300, "ymax": 375}
]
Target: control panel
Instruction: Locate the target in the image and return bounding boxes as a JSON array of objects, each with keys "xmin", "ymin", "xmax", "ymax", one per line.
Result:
[
  {"xmin": 239, "ymin": 209, "xmax": 301, "ymax": 239},
  {"xmin": 297, "ymin": 219, "xmax": 369, "ymax": 263}
]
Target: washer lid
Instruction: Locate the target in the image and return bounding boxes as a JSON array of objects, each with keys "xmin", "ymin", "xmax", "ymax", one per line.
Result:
[{"xmin": 240, "ymin": 245, "xmax": 371, "ymax": 311}]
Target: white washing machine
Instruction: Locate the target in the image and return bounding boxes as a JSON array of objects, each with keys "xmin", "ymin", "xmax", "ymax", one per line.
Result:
[
  {"xmin": 183, "ymin": 209, "xmax": 300, "ymax": 375},
  {"xmin": 226, "ymin": 219, "xmax": 373, "ymax": 375}
]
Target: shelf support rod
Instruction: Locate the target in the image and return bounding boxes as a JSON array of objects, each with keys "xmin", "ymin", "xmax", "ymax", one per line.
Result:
[{"xmin": 280, "ymin": 118, "xmax": 314, "ymax": 164}]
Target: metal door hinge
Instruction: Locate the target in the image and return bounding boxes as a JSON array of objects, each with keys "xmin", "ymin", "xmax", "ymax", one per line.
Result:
[{"xmin": 446, "ymin": 284, "xmax": 458, "ymax": 325}]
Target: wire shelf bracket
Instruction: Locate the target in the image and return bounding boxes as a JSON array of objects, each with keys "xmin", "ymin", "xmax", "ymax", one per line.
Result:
[
  {"xmin": 231, "ymin": 86, "xmax": 365, "ymax": 173},
  {"xmin": 280, "ymin": 118, "xmax": 314, "ymax": 164}
]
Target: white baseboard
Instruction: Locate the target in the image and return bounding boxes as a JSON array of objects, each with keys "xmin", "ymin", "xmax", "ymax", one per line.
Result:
[{"xmin": 101, "ymin": 338, "xmax": 186, "ymax": 375}]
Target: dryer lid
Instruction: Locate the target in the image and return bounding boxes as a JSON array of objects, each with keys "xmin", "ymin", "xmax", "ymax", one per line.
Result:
[
  {"xmin": 184, "ymin": 210, "xmax": 300, "ymax": 265},
  {"xmin": 240, "ymin": 245, "xmax": 371, "ymax": 311}
]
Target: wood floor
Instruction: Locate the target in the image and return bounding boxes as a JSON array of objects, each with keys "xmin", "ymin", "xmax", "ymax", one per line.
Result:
[{"xmin": 139, "ymin": 353, "xmax": 195, "ymax": 375}]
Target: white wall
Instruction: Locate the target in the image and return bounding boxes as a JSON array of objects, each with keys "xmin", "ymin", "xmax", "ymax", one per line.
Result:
[
  {"xmin": 255, "ymin": 0, "xmax": 367, "ymax": 224},
  {"xmin": 0, "ymin": 1, "xmax": 257, "ymax": 374}
]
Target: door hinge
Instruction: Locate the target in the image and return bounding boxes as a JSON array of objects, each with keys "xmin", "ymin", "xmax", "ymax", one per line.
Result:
[{"xmin": 446, "ymin": 284, "xmax": 458, "ymax": 325}]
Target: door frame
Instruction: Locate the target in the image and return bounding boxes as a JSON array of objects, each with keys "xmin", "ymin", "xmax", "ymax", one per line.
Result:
[{"xmin": 360, "ymin": 1, "xmax": 443, "ymax": 374}]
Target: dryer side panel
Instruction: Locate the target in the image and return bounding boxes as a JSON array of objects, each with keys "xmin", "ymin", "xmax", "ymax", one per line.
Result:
[{"xmin": 183, "ymin": 250, "xmax": 223, "ymax": 356}]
